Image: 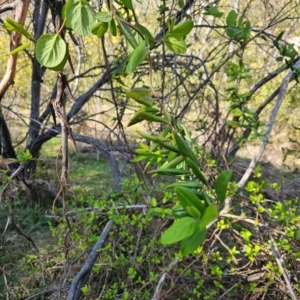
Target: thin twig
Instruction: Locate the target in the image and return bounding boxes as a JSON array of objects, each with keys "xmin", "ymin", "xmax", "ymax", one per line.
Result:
[
  {"xmin": 237, "ymin": 59, "xmax": 300, "ymax": 189},
  {"xmin": 151, "ymin": 258, "xmax": 179, "ymax": 300},
  {"xmin": 269, "ymin": 232, "xmax": 298, "ymax": 300}
]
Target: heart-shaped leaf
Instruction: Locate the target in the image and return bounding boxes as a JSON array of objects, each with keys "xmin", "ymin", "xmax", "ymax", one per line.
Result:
[
  {"xmin": 165, "ymin": 35, "xmax": 187, "ymax": 54},
  {"xmin": 94, "ymin": 12, "xmax": 112, "ymax": 22},
  {"xmin": 66, "ymin": 0, "xmax": 95, "ymax": 36},
  {"xmin": 36, "ymin": 34, "xmax": 67, "ymax": 68}
]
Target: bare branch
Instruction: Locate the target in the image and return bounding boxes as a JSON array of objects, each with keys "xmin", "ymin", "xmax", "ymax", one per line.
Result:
[{"xmin": 67, "ymin": 220, "xmax": 113, "ymax": 300}]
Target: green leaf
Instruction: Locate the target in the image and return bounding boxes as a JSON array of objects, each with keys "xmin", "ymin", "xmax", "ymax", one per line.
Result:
[
  {"xmin": 275, "ymin": 30, "xmax": 285, "ymax": 41},
  {"xmin": 204, "ymin": 7, "xmax": 223, "ymax": 18},
  {"xmin": 126, "ymin": 88, "xmax": 155, "ymax": 107},
  {"xmin": 62, "ymin": 1, "xmax": 74, "ymax": 29},
  {"xmin": 149, "ymin": 168, "xmax": 190, "ymax": 176},
  {"xmin": 242, "ymin": 20, "xmax": 251, "ymax": 40},
  {"xmin": 121, "ymin": 0, "xmax": 133, "ymax": 9},
  {"xmin": 231, "ymin": 108, "xmax": 243, "ymax": 117},
  {"xmin": 180, "ymin": 228, "xmax": 207, "ymax": 256},
  {"xmin": 4, "ymin": 17, "xmax": 35, "ymax": 42},
  {"xmin": 226, "ymin": 120, "xmax": 239, "ymax": 128},
  {"xmin": 166, "ymin": 181, "xmax": 203, "ymax": 189},
  {"xmin": 159, "ymin": 156, "xmax": 184, "ymax": 170},
  {"xmin": 128, "ymin": 111, "xmax": 168, "ymax": 127},
  {"xmin": 165, "ymin": 35, "xmax": 187, "ymax": 54},
  {"xmin": 174, "ymin": 132, "xmax": 199, "ymax": 166},
  {"xmin": 161, "ymin": 217, "xmax": 197, "ymax": 244},
  {"xmin": 109, "ymin": 18, "xmax": 117, "ymax": 36},
  {"xmin": 178, "ymin": 0, "xmax": 184, "ymax": 8},
  {"xmin": 226, "ymin": 10, "xmax": 237, "ymax": 27},
  {"xmin": 8, "ymin": 43, "xmax": 30, "ymax": 55},
  {"xmin": 214, "ymin": 170, "xmax": 233, "ymax": 203},
  {"xmin": 94, "ymin": 12, "xmax": 112, "ymax": 22},
  {"xmin": 175, "ymin": 186, "xmax": 206, "ymax": 216},
  {"xmin": 17, "ymin": 149, "xmax": 32, "ymax": 162},
  {"xmin": 200, "ymin": 205, "xmax": 218, "ymax": 229},
  {"xmin": 66, "ymin": 0, "xmax": 95, "ymax": 36},
  {"xmin": 193, "ymin": 190, "xmax": 212, "ymax": 206},
  {"xmin": 136, "ymin": 130, "xmax": 160, "ymax": 142},
  {"xmin": 48, "ymin": 44, "xmax": 69, "ymax": 71},
  {"xmin": 126, "ymin": 40, "xmax": 150, "ymax": 74},
  {"xmin": 91, "ymin": 22, "xmax": 108, "ymax": 38},
  {"xmin": 35, "ymin": 34, "xmax": 67, "ymax": 68},
  {"xmin": 135, "ymin": 23, "xmax": 154, "ymax": 48},
  {"xmin": 118, "ymin": 21, "xmax": 138, "ymax": 48},
  {"xmin": 135, "ymin": 149, "xmax": 160, "ymax": 157},
  {"xmin": 171, "ymin": 20, "xmax": 194, "ymax": 39},
  {"xmin": 186, "ymin": 158, "xmax": 208, "ymax": 186},
  {"xmin": 172, "ymin": 205, "xmax": 190, "ymax": 218}
]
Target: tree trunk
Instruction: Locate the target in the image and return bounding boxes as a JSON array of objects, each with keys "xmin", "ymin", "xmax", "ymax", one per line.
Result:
[{"xmin": 0, "ymin": 107, "xmax": 19, "ymax": 172}]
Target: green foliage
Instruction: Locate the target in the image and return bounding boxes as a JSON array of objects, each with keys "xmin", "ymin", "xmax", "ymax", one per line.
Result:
[
  {"xmin": 3, "ymin": 17, "xmax": 35, "ymax": 42},
  {"xmin": 35, "ymin": 34, "xmax": 67, "ymax": 68},
  {"xmin": 3, "ymin": 1, "xmax": 300, "ymax": 299},
  {"xmin": 161, "ymin": 217, "xmax": 198, "ymax": 244},
  {"xmin": 214, "ymin": 170, "xmax": 233, "ymax": 203},
  {"xmin": 17, "ymin": 149, "xmax": 32, "ymax": 162},
  {"xmin": 64, "ymin": 0, "xmax": 95, "ymax": 36},
  {"xmin": 8, "ymin": 43, "xmax": 31, "ymax": 55},
  {"xmin": 125, "ymin": 40, "xmax": 150, "ymax": 74}
]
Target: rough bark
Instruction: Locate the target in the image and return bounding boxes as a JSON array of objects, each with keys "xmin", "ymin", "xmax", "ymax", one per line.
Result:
[{"xmin": 26, "ymin": 0, "xmax": 48, "ymax": 147}]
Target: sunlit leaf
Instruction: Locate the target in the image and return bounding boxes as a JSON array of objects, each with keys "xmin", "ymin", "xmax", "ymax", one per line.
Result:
[
  {"xmin": 4, "ymin": 17, "xmax": 35, "ymax": 42},
  {"xmin": 199, "ymin": 205, "xmax": 218, "ymax": 229},
  {"xmin": 126, "ymin": 88, "xmax": 155, "ymax": 106},
  {"xmin": 171, "ymin": 20, "xmax": 194, "ymax": 39},
  {"xmin": 165, "ymin": 35, "xmax": 187, "ymax": 54},
  {"xmin": 94, "ymin": 12, "xmax": 112, "ymax": 22},
  {"xmin": 161, "ymin": 217, "xmax": 197, "ymax": 244},
  {"xmin": 8, "ymin": 43, "xmax": 30, "ymax": 56},
  {"xmin": 49, "ymin": 44, "xmax": 69, "ymax": 71},
  {"xmin": 66, "ymin": 0, "xmax": 95, "ymax": 36},
  {"xmin": 36, "ymin": 34, "xmax": 67, "ymax": 68}
]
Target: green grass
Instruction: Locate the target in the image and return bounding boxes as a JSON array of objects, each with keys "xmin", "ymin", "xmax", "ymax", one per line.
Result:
[
  {"xmin": 69, "ymin": 152, "xmax": 111, "ymax": 198},
  {"xmin": 37, "ymin": 138, "xmax": 114, "ymax": 199}
]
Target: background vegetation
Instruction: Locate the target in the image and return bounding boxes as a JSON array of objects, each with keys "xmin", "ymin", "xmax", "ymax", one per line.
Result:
[{"xmin": 1, "ymin": 0, "xmax": 300, "ymax": 299}]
